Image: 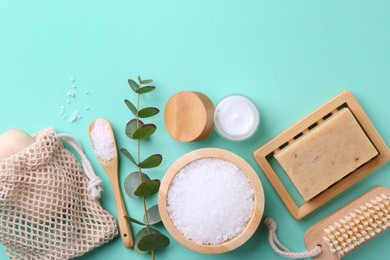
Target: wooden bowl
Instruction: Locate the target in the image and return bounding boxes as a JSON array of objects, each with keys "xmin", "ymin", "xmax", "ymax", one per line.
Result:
[{"xmin": 158, "ymin": 148, "xmax": 265, "ymax": 254}]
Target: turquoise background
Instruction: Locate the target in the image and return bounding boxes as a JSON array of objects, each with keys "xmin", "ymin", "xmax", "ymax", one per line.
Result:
[{"xmin": 0, "ymin": 0, "xmax": 389, "ymax": 259}]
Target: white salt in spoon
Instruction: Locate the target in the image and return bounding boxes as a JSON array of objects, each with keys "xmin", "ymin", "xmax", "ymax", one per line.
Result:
[{"xmin": 89, "ymin": 118, "xmax": 133, "ymax": 248}]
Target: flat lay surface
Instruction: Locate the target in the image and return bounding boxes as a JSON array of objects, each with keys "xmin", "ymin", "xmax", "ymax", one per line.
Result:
[{"xmin": 0, "ymin": 1, "xmax": 389, "ymax": 259}]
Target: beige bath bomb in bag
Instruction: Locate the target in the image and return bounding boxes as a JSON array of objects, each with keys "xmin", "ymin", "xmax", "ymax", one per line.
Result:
[{"xmin": 0, "ymin": 128, "xmax": 118, "ymax": 259}]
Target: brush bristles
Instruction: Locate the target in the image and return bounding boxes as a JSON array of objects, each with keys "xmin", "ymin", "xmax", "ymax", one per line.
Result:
[{"xmin": 323, "ymin": 194, "xmax": 389, "ymax": 257}]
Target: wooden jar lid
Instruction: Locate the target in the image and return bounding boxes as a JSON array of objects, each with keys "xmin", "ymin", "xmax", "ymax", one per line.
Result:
[{"xmin": 164, "ymin": 91, "xmax": 215, "ymax": 142}]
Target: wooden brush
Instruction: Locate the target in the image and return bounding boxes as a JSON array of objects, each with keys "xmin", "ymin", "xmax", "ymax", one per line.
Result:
[{"xmin": 304, "ymin": 186, "xmax": 389, "ymax": 259}]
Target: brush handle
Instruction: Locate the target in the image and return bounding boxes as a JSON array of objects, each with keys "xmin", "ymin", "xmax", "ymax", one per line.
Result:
[
  {"xmin": 108, "ymin": 172, "xmax": 134, "ymax": 248},
  {"xmin": 304, "ymin": 186, "xmax": 390, "ymax": 259}
]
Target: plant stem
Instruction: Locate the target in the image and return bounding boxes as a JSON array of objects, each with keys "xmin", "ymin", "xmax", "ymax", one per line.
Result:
[{"xmin": 136, "ymin": 84, "xmax": 155, "ymax": 258}]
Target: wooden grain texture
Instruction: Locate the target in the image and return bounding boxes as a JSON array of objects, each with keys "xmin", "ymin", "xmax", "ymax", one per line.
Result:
[
  {"xmin": 253, "ymin": 90, "xmax": 390, "ymax": 220},
  {"xmin": 164, "ymin": 91, "xmax": 215, "ymax": 142},
  {"xmin": 304, "ymin": 186, "xmax": 390, "ymax": 260},
  {"xmin": 89, "ymin": 119, "xmax": 134, "ymax": 248},
  {"xmin": 158, "ymin": 148, "xmax": 265, "ymax": 254}
]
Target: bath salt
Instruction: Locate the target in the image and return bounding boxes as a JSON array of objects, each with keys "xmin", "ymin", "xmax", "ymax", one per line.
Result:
[
  {"xmin": 67, "ymin": 91, "xmax": 75, "ymax": 97},
  {"xmin": 167, "ymin": 158, "xmax": 255, "ymax": 245},
  {"xmin": 68, "ymin": 110, "xmax": 80, "ymax": 122},
  {"xmin": 90, "ymin": 119, "xmax": 115, "ymax": 161}
]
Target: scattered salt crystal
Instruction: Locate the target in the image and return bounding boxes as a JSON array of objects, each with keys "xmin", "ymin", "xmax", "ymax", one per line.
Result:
[
  {"xmin": 90, "ymin": 119, "xmax": 115, "ymax": 161},
  {"xmin": 60, "ymin": 77, "xmax": 91, "ymax": 122},
  {"xmin": 59, "ymin": 106, "xmax": 65, "ymax": 116},
  {"xmin": 67, "ymin": 91, "xmax": 75, "ymax": 97},
  {"xmin": 167, "ymin": 158, "xmax": 255, "ymax": 245},
  {"xmin": 68, "ymin": 111, "xmax": 80, "ymax": 122}
]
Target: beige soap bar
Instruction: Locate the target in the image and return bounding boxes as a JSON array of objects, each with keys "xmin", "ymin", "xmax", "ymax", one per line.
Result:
[{"xmin": 274, "ymin": 108, "xmax": 378, "ymax": 201}]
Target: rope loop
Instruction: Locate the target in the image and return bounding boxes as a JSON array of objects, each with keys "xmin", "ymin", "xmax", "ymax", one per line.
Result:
[
  {"xmin": 58, "ymin": 134, "xmax": 102, "ymax": 200},
  {"xmin": 265, "ymin": 217, "xmax": 322, "ymax": 259}
]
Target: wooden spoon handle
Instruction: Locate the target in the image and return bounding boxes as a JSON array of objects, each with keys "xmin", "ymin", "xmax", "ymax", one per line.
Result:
[{"xmin": 110, "ymin": 176, "xmax": 134, "ymax": 248}]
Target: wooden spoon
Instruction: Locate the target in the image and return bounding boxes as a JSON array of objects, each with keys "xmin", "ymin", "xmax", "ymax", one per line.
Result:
[{"xmin": 89, "ymin": 118, "xmax": 133, "ymax": 248}]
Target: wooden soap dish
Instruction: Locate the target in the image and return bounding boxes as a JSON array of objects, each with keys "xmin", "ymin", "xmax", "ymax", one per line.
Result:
[
  {"xmin": 253, "ymin": 90, "xmax": 390, "ymax": 220},
  {"xmin": 159, "ymin": 148, "xmax": 265, "ymax": 254}
]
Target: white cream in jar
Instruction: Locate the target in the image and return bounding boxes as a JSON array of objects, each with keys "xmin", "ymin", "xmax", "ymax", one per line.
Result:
[{"xmin": 214, "ymin": 95, "xmax": 259, "ymax": 141}]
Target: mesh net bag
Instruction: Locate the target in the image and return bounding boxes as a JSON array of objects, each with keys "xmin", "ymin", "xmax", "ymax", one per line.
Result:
[{"xmin": 0, "ymin": 128, "xmax": 118, "ymax": 259}]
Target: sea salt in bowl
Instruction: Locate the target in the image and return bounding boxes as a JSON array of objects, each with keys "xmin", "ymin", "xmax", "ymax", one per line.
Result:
[{"xmin": 158, "ymin": 148, "xmax": 265, "ymax": 254}]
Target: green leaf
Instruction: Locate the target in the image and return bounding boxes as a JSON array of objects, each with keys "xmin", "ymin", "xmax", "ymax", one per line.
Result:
[
  {"xmin": 137, "ymin": 228, "xmax": 170, "ymax": 252},
  {"xmin": 135, "ymin": 86, "xmax": 156, "ymax": 94},
  {"xmin": 124, "ymin": 99, "xmax": 137, "ymax": 116},
  {"xmin": 138, "ymin": 154, "xmax": 162, "ymax": 169},
  {"xmin": 125, "ymin": 119, "xmax": 144, "ymax": 139},
  {"xmin": 141, "ymin": 79, "xmax": 153, "ymax": 84},
  {"xmin": 134, "ymin": 228, "xmax": 150, "ymax": 254},
  {"xmin": 134, "ymin": 179, "xmax": 160, "ymax": 196},
  {"xmin": 124, "ymin": 215, "xmax": 145, "ymax": 226},
  {"xmin": 132, "ymin": 124, "xmax": 156, "ymax": 139},
  {"xmin": 128, "ymin": 79, "xmax": 139, "ymax": 92},
  {"xmin": 138, "ymin": 107, "xmax": 159, "ymax": 118},
  {"xmin": 144, "ymin": 205, "xmax": 161, "ymax": 225},
  {"xmin": 124, "ymin": 172, "xmax": 150, "ymax": 199},
  {"xmin": 137, "ymin": 75, "xmax": 142, "ymax": 84},
  {"xmin": 120, "ymin": 148, "xmax": 137, "ymax": 166}
]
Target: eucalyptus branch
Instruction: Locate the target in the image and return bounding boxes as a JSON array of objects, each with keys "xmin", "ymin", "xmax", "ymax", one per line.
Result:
[{"xmin": 121, "ymin": 75, "xmax": 170, "ymax": 258}]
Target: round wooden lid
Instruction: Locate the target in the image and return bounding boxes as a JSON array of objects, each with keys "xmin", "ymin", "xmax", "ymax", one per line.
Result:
[{"xmin": 164, "ymin": 91, "xmax": 215, "ymax": 142}]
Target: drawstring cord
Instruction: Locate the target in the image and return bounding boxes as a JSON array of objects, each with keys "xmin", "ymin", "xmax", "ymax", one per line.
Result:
[
  {"xmin": 264, "ymin": 217, "xmax": 322, "ymax": 259},
  {"xmin": 58, "ymin": 134, "xmax": 102, "ymax": 201}
]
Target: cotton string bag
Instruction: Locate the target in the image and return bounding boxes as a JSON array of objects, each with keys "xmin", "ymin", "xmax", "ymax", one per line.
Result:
[{"xmin": 0, "ymin": 128, "xmax": 118, "ymax": 259}]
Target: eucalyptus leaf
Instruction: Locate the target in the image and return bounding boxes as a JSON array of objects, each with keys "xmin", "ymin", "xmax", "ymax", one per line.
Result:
[
  {"xmin": 137, "ymin": 228, "xmax": 170, "ymax": 252},
  {"xmin": 124, "ymin": 99, "xmax": 137, "ymax": 116},
  {"xmin": 134, "ymin": 228, "xmax": 150, "ymax": 254},
  {"xmin": 126, "ymin": 119, "xmax": 144, "ymax": 139},
  {"xmin": 138, "ymin": 154, "xmax": 162, "ymax": 169},
  {"xmin": 128, "ymin": 79, "xmax": 139, "ymax": 92},
  {"xmin": 120, "ymin": 148, "xmax": 137, "ymax": 166},
  {"xmin": 134, "ymin": 245, "xmax": 148, "ymax": 254},
  {"xmin": 144, "ymin": 205, "xmax": 161, "ymax": 225},
  {"xmin": 124, "ymin": 215, "xmax": 145, "ymax": 226},
  {"xmin": 141, "ymin": 79, "xmax": 153, "ymax": 84},
  {"xmin": 134, "ymin": 179, "xmax": 160, "ymax": 196},
  {"xmin": 135, "ymin": 86, "xmax": 156, "ymax": 94},
  {"xmin": 124, "ymin": 172, "xmax": 150, "ymax": 199},
  {"xmin": 138, "ymin": 107, "xmax": 160, "ymax": 118},
  {"xmin": 132, "ymin": 124, "xmax": 156, "ymax": 139}
]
